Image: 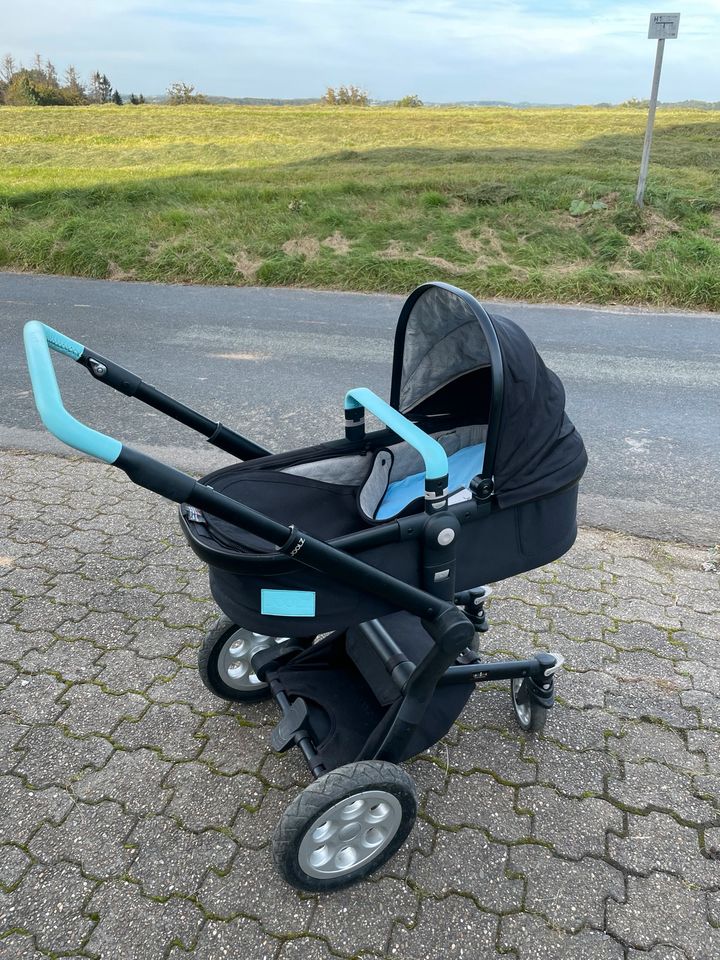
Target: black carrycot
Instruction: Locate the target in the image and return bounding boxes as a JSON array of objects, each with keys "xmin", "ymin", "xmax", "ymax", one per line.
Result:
[{"xmin": 180, "ymin": 282, "xmax": 587, "ymax": 634}]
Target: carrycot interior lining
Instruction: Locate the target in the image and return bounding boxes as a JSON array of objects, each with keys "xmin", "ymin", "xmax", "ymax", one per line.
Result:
[{"xmin": 193, "ymin": 424, "xmax": 488, "ymax": 557}]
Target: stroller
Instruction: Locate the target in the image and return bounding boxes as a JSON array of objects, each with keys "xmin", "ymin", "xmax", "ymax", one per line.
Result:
[{"xmin": 24, "ymin": 281, "xmax": 587, "ymax": 890}]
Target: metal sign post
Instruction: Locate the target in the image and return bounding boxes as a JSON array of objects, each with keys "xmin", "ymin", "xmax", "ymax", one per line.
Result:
[{"xmin": 635, "ymin": 12, "xmax": 680, "ymax": 207}]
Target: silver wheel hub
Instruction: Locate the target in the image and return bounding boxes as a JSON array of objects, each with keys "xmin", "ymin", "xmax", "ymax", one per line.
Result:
[
  {"xmin": 218, "ymin": 628, "xmax": 287, "ymax": 691},
  {"xmin": 512, "ymin": 678, "xmax": 531, "ymax": 726},
  {"xmin": 298, "ymin": 789, "xmax": 402, "ymax": 879}
]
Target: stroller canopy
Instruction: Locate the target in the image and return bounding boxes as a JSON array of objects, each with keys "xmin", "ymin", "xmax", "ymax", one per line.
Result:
[{"xmin": 390, "ymin": 283, "xmax": 587, "ymax": 508}]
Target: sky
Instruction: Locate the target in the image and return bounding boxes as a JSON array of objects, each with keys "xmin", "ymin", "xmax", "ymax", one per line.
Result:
[{"xmin": 3, "ymin": 1, "xmax": 719, "ymax": 103}]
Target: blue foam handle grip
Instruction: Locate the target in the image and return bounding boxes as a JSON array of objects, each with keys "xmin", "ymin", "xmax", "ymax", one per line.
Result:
[
  {"xmin": 23, "ymin": 321, "xmax": 123, "ymax": 464},
  {"xmin": 345, "ymin": 387, "xmax": 448, "ymax": 482}
]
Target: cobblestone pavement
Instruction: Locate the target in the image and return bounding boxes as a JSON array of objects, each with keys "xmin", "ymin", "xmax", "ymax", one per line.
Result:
[{"xmin": 0, "ymin": 449, "xmax": 718, "ymax": 960}]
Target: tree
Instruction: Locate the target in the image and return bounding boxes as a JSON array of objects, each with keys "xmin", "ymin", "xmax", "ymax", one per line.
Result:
[
  {"xmin": 166, "ymin": 82, "xmax": 207, "ymax": 104},
  {"xmin": 89, "ymin": 71, "xmax": 113, "ymax": 104},
  {"xmin": 396, "ymin": 93, "xmax": 423, "ymax": 108},
  {"xmin": 138, "ymin": 93, "xmax": 145, "ymax": 104},
  {"xmin": 111, "ymin": 89, "xmax": 123, "ymax": 105},
  {"xmin": 63, "ymin": 65, "xmax": 85, "ymax": 102},
  {"xmin": 1, "ymin": 53, "xmax": 16, "ymax": 85},
  {"xmin": 5, "ymin": 72, "xmax": 41, "ymax": 105},
  {"xmin": 322, "ymin": 84, "xmax": 368, "ymax": 106},
  {"xmin": 129, "ymin": 92, "xmax": 139, "ymax": 105}
]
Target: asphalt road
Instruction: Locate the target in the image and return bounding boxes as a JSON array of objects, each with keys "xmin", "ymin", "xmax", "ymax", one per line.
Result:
[{"xmin": 2, "ymin": 272, "xmax": 718, "ymax": 546}]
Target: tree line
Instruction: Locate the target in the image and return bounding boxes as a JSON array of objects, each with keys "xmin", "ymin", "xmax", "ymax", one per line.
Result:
[{"xmin": 0, "ymin": 53, "xmax": 145, "ymax": 106}]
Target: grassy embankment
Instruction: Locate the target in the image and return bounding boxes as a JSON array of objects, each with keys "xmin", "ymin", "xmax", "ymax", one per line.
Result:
[{"xmin": 0, "ymin": 104, "xmax": 718, "ymax": 307}]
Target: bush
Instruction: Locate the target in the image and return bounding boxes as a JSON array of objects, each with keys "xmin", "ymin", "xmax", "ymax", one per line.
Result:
[
  {"xmin": 322, "ymin": 85, "xmax": 368, "ymax": 106},
  {"xmin": 396, "ymin": 94, "xmax": 423, "ymax": 108}
]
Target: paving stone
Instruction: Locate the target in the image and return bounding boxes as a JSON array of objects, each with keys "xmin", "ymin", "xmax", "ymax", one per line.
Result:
[
  {"xmin": 311, "ymin": 876, "xmax": 417, "ymax": 954},
  {"xmin": 686, "ymin": 729, "xmax": 720, "ymax": 773},
  {"xmin": 674, "ymin": 632, "xmax": 720, "ymax": 669},
  {"xmin": 74, "ymin": 748, "xmax": 173, "ymax": 815},
  {"xmin": 388, "ymin": 894, "xmax": 498, "ymax": 959},
  {"xmin": 626, "ymin": 949, "xmax": 691, "ymax": 960},
  {"xmin": 127, "ymin": 618, "xmax": 194, "ymax": 658},
  {"xmin": 607, "ymin": 720, "xmax": 706, "ymax": 773},
  {"xmin": 490, "ymin": 598, "xmax": 552, "ymax": 634},
  {"xmin": 113, "ymin": 703, "xmax": 204, "ymax": 760},
  {"xmin": 23, "ymin": 638, "xmax": 103, "ymax": 682},
  {"xmin": 511, "ymin": 844, "xmax": 625, "ymax": 933},
  {"xmin": 198, "ymin": 844, "xmax": 314, "ymax": 935},
  {"xmin": 58, "ymin": 683, "xmax": 147, "ymax": 736},
  {"xmin": 1, "ymin": 862, "xmax": 95, "ymax": 953},
  {"xmin": 527, "ymin": 740, "xmax": 618, "ymax": 798},
  {"xmin": 608, "ymin": 811, "xmax": 716, "ymax": 886},
  {"xmin": 679, "ymin": 660, "xmax": 720, "ymax": 697},
  {"xmin": 96, "ymin": 648, "xmax": 178, "ymax": 694},
  {"xmin": 559, "ymin": 668, "xmax": 617, "ymax": 709},
  {"xmin": 542, "ymin": 706, "xmax": 619, "ymax": 752},
  {"xmin": 681, "ymin": 689, "xmax": 720, "ymax": 729},
  {"xmin": 0, "ymin": 719, "xmax": 28, "ymax": 774},
  {"xmin": 145, "ymin": 665, "xmax": 221, "ymax": 712},
  {"xmin": 0, "ymin": 673, "xmax": 66, "ymax": 724},
  {"xmin": 0, "ymin": 933, "xmax": 48, "ymax": 959},
  {"xmin": 0, "ymin": 624, "xmax": 54, "ymax": 664},
  {"xmin": 0, "ymin": 776, "xmax": 73, "ymax": 845},
  {"xmin": 409, "ymin": 827, "xmax": 522, "ymax": 910},
  {"xmin": 426, "ymin": 771, "xmax": 531, "ymax": 842},
  {"xmin": 164, "ymin": 761, "xmax": 263, "ymax": 831},
  {"xmin": 499, "ymin": 913, "xmax": 624, "ymax": 959},
  {"xmin": 84, "ymin": 879, "xmax": 203, "ymax": 960},
  {"xmin": 29, "ymin": 799, "xmax": 136, "ymax": 880},
  {"xmin": 277, "ymin": 937, "xmax": 338, "ymax": 960},
  {"xmin": 607, "ymin": 872, "xmax": 720, "ymax": 960},
  {"xmin": 169, "ymin": 917, "xmax": 279, "ymax": 960},
  {"xmin": 518, "ymin": 786, "xmax": 622, "ymax": 858},
  {"xmin": 11, "ymin": 596, "xmax": 82, "ymax": 634},
  {"xmin": 199, "ymin": 715, "xmax": 271, "ymax": 774},
  {"xmin": 0, "ymin": 845, "xmax": 31, "ymax": 890},
  {"xmin": 607, "ymin": 761, "xmax": 716, "ymax": 824},
  {"xmin": 127, "ymin": 814, "xmax": 235, "ymax": 897},
  {"xmin": 13, "ymin": 726, "xmax": 112, "ymax": 789},
  {"xmin": 447, "ymin": 727, "xmax": 537, "ymax": 784},
  {"xmin": 606, "ymin": 621, "xmax": 685, "ymax": 660},
  {"xmin": 606, "ymin": 681, "xmax": 699, "ymax": 729}
]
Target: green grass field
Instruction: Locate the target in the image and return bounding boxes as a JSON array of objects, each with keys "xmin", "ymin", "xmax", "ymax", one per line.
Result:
[{"xmin": 1, "ymin": 104, "xmax": 718, "ymax": 307}]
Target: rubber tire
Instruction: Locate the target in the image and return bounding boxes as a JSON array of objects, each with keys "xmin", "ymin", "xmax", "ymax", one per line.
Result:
[
  {"xmin": 511, "ymin": 678, "xmax": 549, "ymax": 734},
  {"xmin": 198, "ymin": 615, "xmax": 271, "ymax": 702},
  {"xmin": 272, "ymin": 760, "xmax": 417, "ymax": 891}
]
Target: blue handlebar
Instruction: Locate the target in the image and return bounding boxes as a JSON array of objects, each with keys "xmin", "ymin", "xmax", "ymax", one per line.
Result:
[
  {"xmin": 23, "ymin": 321, "xmax": 123, "ymax": 464},
  {"xmin": 344, "ymin": 387, "xmax": 448, "ymax": 482}
]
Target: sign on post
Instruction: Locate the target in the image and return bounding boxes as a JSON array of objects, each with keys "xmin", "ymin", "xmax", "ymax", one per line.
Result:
[
  {"xmin": 635, "ymin": 13, "xmax": 680, "ymax": 207},
  {"xmin": 648, "ymin": 12, "xmax": 680, "ymax": 39}
]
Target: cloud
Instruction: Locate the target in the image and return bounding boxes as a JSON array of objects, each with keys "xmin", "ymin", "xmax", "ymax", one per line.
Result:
[{"xmin": 3, "ymin": 0, "xmax": 719, "ymax": 102}]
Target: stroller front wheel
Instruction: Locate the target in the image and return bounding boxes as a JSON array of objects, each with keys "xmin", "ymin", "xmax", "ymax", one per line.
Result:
[
  {"xmin": 198, "ymin": 615, "xmax": 288, "ymax": 702},
  {"xmin": 273, "ymin": 760, "xmax": 417, "ymax": 891},
  {"xmin": 511, "ymin": 677, "xmax": 548, "ymax": 733}
]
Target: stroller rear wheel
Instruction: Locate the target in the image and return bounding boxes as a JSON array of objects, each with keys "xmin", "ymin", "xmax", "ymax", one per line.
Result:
[
  {"xmin": 511, "ymin": 677, "xmax": 548, "ymax": 733},
  {"xmin": 272, "ymin": 760, "xmax": 417, "ymax": 891},
  {"xmin": 198, "ymin": 615, "xmax": 288, "ymax": 702}
]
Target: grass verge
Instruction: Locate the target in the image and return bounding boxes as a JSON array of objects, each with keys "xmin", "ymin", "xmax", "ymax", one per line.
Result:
[{"xmin": 0, "ymin": 104, "xmax": 718, "ymax": 308}]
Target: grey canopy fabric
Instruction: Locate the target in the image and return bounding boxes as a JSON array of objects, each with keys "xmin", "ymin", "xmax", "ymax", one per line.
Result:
[
  {"xmin": 391, "ymin": 283, "xmax": 587, "ymax": 509},
  {"xmin": 394, "ymin": 286, "xmax": 491, "ymax": 413}
]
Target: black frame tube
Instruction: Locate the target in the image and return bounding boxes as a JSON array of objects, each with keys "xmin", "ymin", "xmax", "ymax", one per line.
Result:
[
  {"xmin": 116, "ymin": 447, "xmax": 452, "ymax": 623},
  {"xmin": 78, "ymin": 349, "xmax": 271, "ymax": 461}
]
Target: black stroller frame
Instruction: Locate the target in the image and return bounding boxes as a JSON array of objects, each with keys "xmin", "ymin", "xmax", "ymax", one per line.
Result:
[{"xmin": 24, "ymin": 282, "xmax": 584, "ymax": 891}]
